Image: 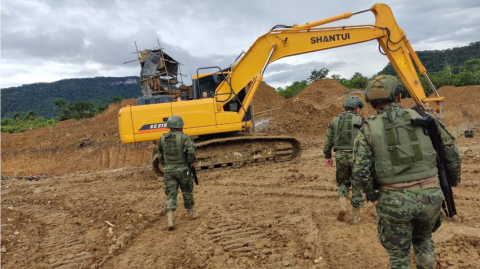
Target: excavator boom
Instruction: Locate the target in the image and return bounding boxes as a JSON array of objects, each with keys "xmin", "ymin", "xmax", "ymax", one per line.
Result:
[{"xmin": 214, "ymin": 3, "xmax": 442, "ymax": 113}]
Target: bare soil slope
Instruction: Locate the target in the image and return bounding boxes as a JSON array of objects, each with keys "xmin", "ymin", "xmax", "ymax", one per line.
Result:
[
  {"xmin": 435, "ymin": 85, "xmax": 480, "ymax": 131},
  {"xmin": 1, "ymin": 99, "xmax": 150, "ymax": 176},
  {"xmin": 253, "ymin": 82, "xmax": 286, "ymax": 113}
]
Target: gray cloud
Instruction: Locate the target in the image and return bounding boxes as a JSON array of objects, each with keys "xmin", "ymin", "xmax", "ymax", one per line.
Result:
[
  {"xmin": 1, "ymin": 0, "xmax": 480, "ymax": 88},
  {"xmin": 264, "ymin": 61, "xmax": 347, "ymax": 84}
]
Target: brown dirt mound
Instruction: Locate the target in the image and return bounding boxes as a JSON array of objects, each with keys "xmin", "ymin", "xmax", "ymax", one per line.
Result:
[
  {"xmin": 263, "ymin": 99, "xmax": 344, "ymax": 137},
  {"xmin": 435, "ymin": 85, "xmax": 480, "ymax": 129},
  {"xmin": 295, "ymin": 78, "xmax": 349, "ymax": 103},
  {"xmin": 252, "ymin": 81, "xmax": 285, "ymax": 113},
  {"xmin": 435, "ymin": 85, "xmax": 480, "ymax": 104},
  {"xmin": 262, "ymin": 79, "xmax": 374, "ymax": 137},
  {"xmin": 401, "ymin": 85, "xmax": 480, "ymax": 132}
]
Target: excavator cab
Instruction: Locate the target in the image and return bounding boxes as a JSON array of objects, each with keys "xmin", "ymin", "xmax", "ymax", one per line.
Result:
[
  {"xmin": 192, "ymin": 71, "xmax": 252, "ymax": 120},
  {"xmin": 192, "ymin": 71, "xmax": 229, "ymax": 99},
  {"xmin": 192, "ymin": 73, "xmax": 221, "ymax": 99}
]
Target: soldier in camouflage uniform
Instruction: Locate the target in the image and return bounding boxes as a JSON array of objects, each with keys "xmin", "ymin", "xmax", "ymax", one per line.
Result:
[
  {"xmin": 158, "ymin": 115, "xmax": 197, "ymax": 230},
  {"xmin": 353, "ymin": 75, "xmax": 461, "ymax": 269},
  {"xmin": 324, "ymin": 96, "xmax": 365, "ymax": 223}
]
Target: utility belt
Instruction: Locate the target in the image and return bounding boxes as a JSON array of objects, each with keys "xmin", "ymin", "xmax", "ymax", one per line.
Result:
[
  {"xmin": 333, "ymin": 149, "xmax": 353, "ymax": 152},
  {"xmin": 381, "ymin": 175, "xmax": 439, "ymax": 190},
  {"xmin": 164, "ymin": 162, "xmax": 188, "ymax": 165}
]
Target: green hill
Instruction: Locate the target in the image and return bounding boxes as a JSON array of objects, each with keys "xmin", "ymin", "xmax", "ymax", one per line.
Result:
[
  {"xmin": 378, "ymin": 41, "xmax": 480, "ymax": 76},
  {"xmin": 1, "ymin": 76, "xmax": 141, "ymax": 119}
]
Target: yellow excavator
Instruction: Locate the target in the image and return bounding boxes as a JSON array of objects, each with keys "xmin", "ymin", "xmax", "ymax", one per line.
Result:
[{"xmin": 118, "ymin": 3, "xmax": 445, "ymax": 176}]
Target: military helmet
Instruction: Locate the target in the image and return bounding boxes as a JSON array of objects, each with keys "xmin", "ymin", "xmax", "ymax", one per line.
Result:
[
  {"xmin": 167, "ymin": 115, "xmax": 184, "ymax": 128},
  {"xmin": 343, "ymin": 96, "xmax": 364, "ymax": 110},
  {"xmin": 365, "ymin": 75, "xmax": 403, "ymax": 103}
]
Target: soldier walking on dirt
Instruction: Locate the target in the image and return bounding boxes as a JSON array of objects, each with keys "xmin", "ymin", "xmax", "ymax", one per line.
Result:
[
  {"xmin": 324, "ymin": 96, "xmax": 365, "ymax": 223},
  {"xmin": 353, "ymin": 75, "xmax": 462, "ymax": 268},
  {"xmin": 158, "ymin": 115, "xmax": 197, "ymax": 230}
]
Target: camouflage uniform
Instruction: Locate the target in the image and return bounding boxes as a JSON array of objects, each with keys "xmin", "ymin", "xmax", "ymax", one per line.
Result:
[
  {"xmin": 353, "ymin": 102, "xmax": 462, "ymax": 269},
  {"xmin": 324, "ymin": 110, "xmax": 365, "ymax": 209},
  {"xmin": 158, "ymin": 130, "xmax": 196, "ymax": 212}
]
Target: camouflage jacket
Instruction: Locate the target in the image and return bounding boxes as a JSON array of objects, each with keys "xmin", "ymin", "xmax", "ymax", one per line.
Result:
[
  {"xmin": 157, "ymin": 131, "xmax": 196, "ymax": 172},
  {"xmin": 353, "ymin": 102, "xmax": 462, "ymax": 202},
  {"xmin": 323, "ymin": 110, "xmax": 364, "ymax": 159}
]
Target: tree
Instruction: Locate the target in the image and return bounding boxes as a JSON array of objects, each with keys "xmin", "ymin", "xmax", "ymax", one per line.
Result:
[
  {"xmin": 60, "ymin": 101, "xmax": 96, "ymax": 121},
  {"xmin": 462, "ymin": 58, "xmax": 480, "ymax": 83},
  {"xmin": 430, "ymin": 69, "xmax": 453, "ymax": 88},
  {"xmin": 331, "ymin": 74, "xmax": 341, "ymax": 80},
  {"xmin": 308, "ymin": 68, "xmax": 329, "ymax": 83},
  {"xmin": 462, "ymin": 58, "xmax": 480, "ymax": 72},
  {"xmin": 96, "ymin": 103, "xmax": 109, "ymax": 114},
  {"xmin": 453, "ymin": 71, "xmax": 476, "ymax": 86},
  {"xmin": 13, "ymin": 112, "xmax": 21, "ymax": 121},
  {"xmin": 349, "ymin": 72, "xmax": 369, "ymax": 89},
  {"xmin": 338, "ymin": 78, "xmax": 350, "ymax": 88},
  {"xmin": 277, "ymin": 80, "xmax": 309, "ymax": 99},
  {"xmin": 1, "ymin": 117, "xmax": 13, "ymax": 126},
  {"xmin": 54, "ymin": 98, "xmax": 68, "ymax": 110},
  {"xmin": 111, "ymin": 95, "xmax": 122, "ymax": 104},
  {"xmin": 24, "ymin": 110, "xmax": 37, "ymax": 120}
]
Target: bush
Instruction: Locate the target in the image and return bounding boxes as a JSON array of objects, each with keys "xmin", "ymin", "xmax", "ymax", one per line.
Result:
[
  {"xmin": 1, "ymin": 117, "xmax": 14, "ymax": 126},
  {"xmin": 1, "ymin": 113, "xmax": 59, "ymax": 133},
  {"xmin": 277, "ymin": 80, "xmax": 309, "ymax": 99}
]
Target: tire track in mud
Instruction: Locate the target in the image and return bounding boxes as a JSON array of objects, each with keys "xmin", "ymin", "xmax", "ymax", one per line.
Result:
[
  {"xmin": 207, "ymin": 217, "xmax": 264, "ymax": 253},
  {"xmin": 206, "ymin": 216, "xmax": 294, "ymax": 268},
  {"xmin": 20, "ymin": 205, "xmax": 92, "ymax": 268}
]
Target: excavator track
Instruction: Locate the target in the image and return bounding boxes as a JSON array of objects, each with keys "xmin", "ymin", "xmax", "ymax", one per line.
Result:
[{"xmin": 152, "ymin": 136, "xmax": 301, "ymax": 176}]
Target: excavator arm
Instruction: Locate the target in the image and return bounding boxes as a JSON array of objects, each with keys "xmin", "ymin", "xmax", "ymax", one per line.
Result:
[
  {"xmin": 216, "ymin": 3, "xmax": 444, "ymax": 117},
  {"xmin": 119, "ymin": 3, "xmax": 444, "ymax": 144}
]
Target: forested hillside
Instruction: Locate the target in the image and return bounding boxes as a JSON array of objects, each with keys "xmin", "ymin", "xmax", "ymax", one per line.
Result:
[
  {"xmin": 379, "ymin": 41, "xmax": 480, "ymax": 75},
  {"xmin": 1, "ymin": 77, "xmax": 141, "ymax": 119}
]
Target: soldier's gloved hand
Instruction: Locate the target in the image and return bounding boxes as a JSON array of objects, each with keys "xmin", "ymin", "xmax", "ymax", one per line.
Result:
[{"xmin": 326, "ymin": 159, "xmax": 333, "ymax": 167}]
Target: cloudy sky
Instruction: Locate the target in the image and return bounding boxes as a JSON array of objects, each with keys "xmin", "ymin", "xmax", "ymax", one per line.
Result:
[{"xmin": 1, "ymin": 0, "xmax": 480, "ymax": 89}]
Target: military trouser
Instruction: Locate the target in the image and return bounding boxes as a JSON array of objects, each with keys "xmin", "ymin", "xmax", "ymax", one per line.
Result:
[
  {"xmin": 335, "ymin": 151, "xmax": 364, "ymax": 208},
  {"xmin": 376, "ymin": 186, "xmax": 444, "ymax": 269},
  {"xmin": 163, "ymin": 169, "xmax": 195, "ymax": 212}
]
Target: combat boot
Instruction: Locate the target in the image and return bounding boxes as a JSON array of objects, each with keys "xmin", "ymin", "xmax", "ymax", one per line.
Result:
[
  {"xmin": 167, "ymin": 211, "xmax": 174, "ymax": 230},
  {"xmin": 352, "ymin": 207, "xmax": 362, "ymax": 224},
  {"xmin": 187, "ymin": 208, "xmax": 198, "ymax": 220},
  {"xmin": 337, "ymin": 197, "xmax": 347, "ymax": 221}
]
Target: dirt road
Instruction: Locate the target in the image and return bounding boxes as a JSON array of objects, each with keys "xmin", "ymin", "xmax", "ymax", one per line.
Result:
[
  {"xmin": 2, "ymin": 137, "xmax": 480, "ymax": 269},
  {"xmin": 2, "ymin": 81, "xmax": 480, "ymax": 268}
]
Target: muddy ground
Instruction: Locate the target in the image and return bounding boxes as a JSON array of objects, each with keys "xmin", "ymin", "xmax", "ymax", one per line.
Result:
[
  {"xmin": 2, "ymin": 137, "xmax": 480, "ymax": 269},
  {"xmin": 2, "ymin": 81, "xmax": 480, "ymax": 268}
]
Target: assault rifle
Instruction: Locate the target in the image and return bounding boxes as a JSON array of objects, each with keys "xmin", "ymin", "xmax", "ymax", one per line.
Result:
[
  {"xmin": 184, "ymin": 148, "xmax": 199, "ymax": 185},
  {"xmin": 188, "ymin": 164, "xmax": 199, "ymax": 185},
  {"xmin": 411, "ymin": 107, "xmax": 456, "ymax": 218}
]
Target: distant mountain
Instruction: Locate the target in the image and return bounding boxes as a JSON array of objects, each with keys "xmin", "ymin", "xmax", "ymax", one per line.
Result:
[
  {"xmin": 378, "ymin": 41, "xmax": 480, "ymax": 76},
  {"xmin": 1, "ymin": 76, "xmax": 142, "ymax": 119}
]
